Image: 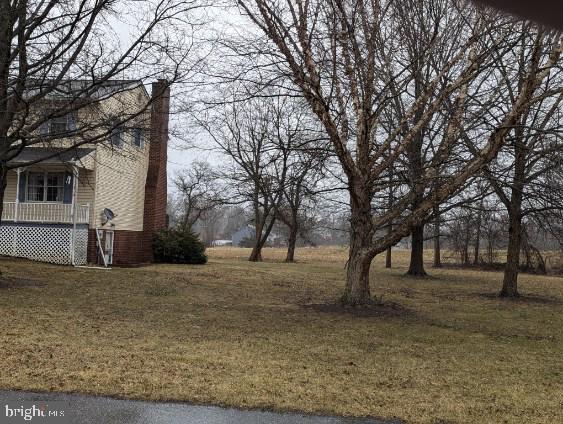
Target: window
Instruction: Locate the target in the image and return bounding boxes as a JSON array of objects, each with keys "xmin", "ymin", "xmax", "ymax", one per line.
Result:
[
  {"xmin": 27, "ymin": 173, "xmax": 45, "ymax": 202},
  {"xmin": 46, "ymin": 173, "xmax": 65, "ymax": 202},
  {"xmin": 46, "ymin": 113, "xmax": 76, "ymax": 134},
  {"xmin": 110, "ymin": 124, "xmax": 124, "ymax": 147},
  {"xmin": 26, "ymin": 172, "xmax": 64, "ymax": 202},
  {"xmin": 132, "ymin": 128, "xmax": 143, "ymax": 148},
  {"xmin": 50, "ymin": 115, "xmax": 69, "ymax": 134}
]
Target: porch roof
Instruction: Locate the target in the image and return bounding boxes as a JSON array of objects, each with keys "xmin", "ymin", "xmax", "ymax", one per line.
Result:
[{"xmin": 8, "ymin": 148, "xmax": 95, "ymax": 170}]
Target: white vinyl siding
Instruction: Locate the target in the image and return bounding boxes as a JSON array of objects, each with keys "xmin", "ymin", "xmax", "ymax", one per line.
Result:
[
  {"xmin": 76, "ymin": 170, "xmax": 96, "ymax": 227},
  {"xmin": 91, "ymin": 141, "xmax": 149, "ymax": 231},
  {"xmin": 4, "ymin": 172, "xmax": 17, "ymax": 201}
]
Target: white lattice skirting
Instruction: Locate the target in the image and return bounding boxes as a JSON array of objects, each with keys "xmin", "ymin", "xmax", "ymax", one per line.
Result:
[{"xmin": 0, "ymin": 224, "xmax": 88, "ymax": 265}]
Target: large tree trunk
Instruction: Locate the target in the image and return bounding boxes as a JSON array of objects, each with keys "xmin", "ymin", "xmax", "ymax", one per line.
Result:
[
  {"xmin": 500, "ymin": 126, "xmax": 526, "ymax": 298},
  {"xmin": 406, "ymin": 71, "xmax": 427, "ymax": 278},
  {"xmin": 500, "ymin": 189, "xmax": 524, "ymax": 297},
  {"xmin": 249, "ymin": 244, "xmax": 263, "ymax": 262},
  {"xmin": 249, "ymin": 212, "xmax": 277, "ymax": 263},
  {"xmin": 407, "ymin": 224, "xmax": 427, "ymax": 276},
  {"xmin": 249, "ymin": 187, "xmax": 263, "ymax": 262},
  {"xmin": 249, "ymin": 220, "xmax": 264, "ymax": 262},
  {"xmin": 433, "ymin": 207, "xmax": 441, "ymax": 268},
  {"xmin": 285, "ymin": 222, "xmax": 298, "ymax": 263},
  {"xmin": 342, "ymin": 190, "xmax": 375, "ymax": 306},
  {"xmin": 344, "ymin": 244, "xmax": 373, "ymax": 306},
  {"xmin": 501, "ymin": 212, "xmax": 522, "ymax": 297}
]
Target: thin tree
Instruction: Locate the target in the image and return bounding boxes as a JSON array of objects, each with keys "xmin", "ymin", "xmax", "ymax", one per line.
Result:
[
  {"xmin": 276, "ymin": 144, "xmax": 327, "ymax": 262},
  {"xmin": 272, "ymin": 106, "xmax": 328, "ymax": 262}
]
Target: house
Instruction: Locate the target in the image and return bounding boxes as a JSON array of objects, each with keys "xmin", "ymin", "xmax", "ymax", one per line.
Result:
[
  {"xmin": 211, "ymin": 239, "xmax": 232, "ymax": 247},
  {"xmin": 232, "ymin": 226, "xmax": 254, "ymax": 247},
  {"xmin": 231, "ymin": 225, "xmax": 283, "ymax": 247},
  {"xmin": 0, "ymin": 80, "xmax": 169, "ymax": 266}
]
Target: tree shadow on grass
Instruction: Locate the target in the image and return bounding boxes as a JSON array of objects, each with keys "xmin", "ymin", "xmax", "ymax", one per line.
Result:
[
  {"xmin": 476, "ymin": 292, "xmax": 563, "ymax": 306},
  {"xmin": 391, "ymin": 271, "xmax": 444, "ymax": 283},
  {"xmin": 301, "ymin": 300, "xmax": 413, "ymax": 319},
  {"xmin": 0, "ymin": 277, "xmax": 44, "ymax": 289}
]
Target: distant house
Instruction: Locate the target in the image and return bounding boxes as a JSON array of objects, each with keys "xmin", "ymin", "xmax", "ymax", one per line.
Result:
[
  {"xmin": 232, "ymin": 226, "xmax": 254, "ymax": 247},
  {"xmin": 212, "ymin": 239, "xmax": 232, "ymax": 247},
  {"xmin": 0, "ymin": 80, "xmax": 169, "ymax": 266},
  {"xmin": 231, "ymin": 225, "xmax": 284, "ymax": 247}
]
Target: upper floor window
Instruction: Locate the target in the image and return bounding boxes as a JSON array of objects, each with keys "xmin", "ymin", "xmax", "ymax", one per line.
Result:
[
  {"xmin": 51, "ymin": 115, "xmax": 69, "ymax": 134},
  {"xmin": 26, "ymin": 172, "xmax": 65, "ymax": 202},
  {"xmin": 132, "ymin": 128, "xmax": 143, "ymax": 148},
  {"xmin": 110, "ymin": 123, "xmax": 124, "ymax": 148},
  {"xmin": 41, "ymin": 113, "xmax": 76, "ymax": 135}
]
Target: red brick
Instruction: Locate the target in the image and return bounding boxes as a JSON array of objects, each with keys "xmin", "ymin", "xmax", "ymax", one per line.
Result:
[{"xmin": 142, "ymin": 79, "xmax": 170, "ymax": 262}]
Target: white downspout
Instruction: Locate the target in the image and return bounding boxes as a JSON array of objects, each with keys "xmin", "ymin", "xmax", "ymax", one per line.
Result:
[
  {"xmin": 13, "ymin": 168, "xmax": 22, "ymax": 256},
  {"xmin": 95, "ymin": 228, "xmax": 108, "ymax": 268},
  {"xmin": 14, "ymin": 168, "xmax": 21, "ymax": 222}
]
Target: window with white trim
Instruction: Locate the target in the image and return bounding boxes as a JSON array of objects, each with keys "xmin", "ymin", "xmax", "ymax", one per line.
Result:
[
  {"xmin": 50, "ymin": 115, "xmax": 69, "ymax": 134},
  {"xmin": 47, "ymin": 113, "xmax": 76, "ymax": 134},
  {"xmin": 26, "ymin": 172, "xmax": 65, "ymax": 202},
  {"xmin": 132, "ymin": 128, "xmax": 143, "ymax": 148},
  {"xmin": 110, "ymin": 123, "xmax": 124, "ymax": 147}
]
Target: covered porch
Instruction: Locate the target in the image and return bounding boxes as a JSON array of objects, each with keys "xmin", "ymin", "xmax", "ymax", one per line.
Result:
[
  {"xmin": 2, "ymin": 148, "xmax": 95, "ymax": 226},
  {"xmin": 0, "ymin": 148, "xmax": 95, "ymax": 265}
]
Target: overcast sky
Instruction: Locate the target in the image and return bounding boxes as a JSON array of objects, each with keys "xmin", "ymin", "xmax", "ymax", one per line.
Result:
[{"xmin": 109, "ymin": 2, "xmax": 244, "ymax": 194}]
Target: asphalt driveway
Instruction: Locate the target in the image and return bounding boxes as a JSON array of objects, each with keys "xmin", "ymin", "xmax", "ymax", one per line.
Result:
[{"xmin": 0, "ymin": 391, "xmax": 401, "ymax": 424}]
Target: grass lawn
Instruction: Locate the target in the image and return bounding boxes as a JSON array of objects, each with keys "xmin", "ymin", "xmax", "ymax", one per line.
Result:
[{"xmin": 0, "ymin": 247, "xmax": 562, "ymax": 424}]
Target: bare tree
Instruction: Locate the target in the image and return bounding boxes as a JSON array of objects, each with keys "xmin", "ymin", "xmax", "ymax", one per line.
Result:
[
  {"xmin": 276, "ymin": 154, "xmax": 326, "ymax": 262},
  {"xmin": 198, "ymin": 93, "xmax": 295, "ymax": 261},
  {"xmin": 384, "ymin": 0, "xmax": 451, "ymax": 277},
  {"xmin": 462, "ymin": 25, "xmax": 563, "ymax": 296},
  {"xmin": 236, "ymin": 0, "xmax": 563, "ymax": 305},
  {"xmin": 272, "ymin": 108, "xmax": 329, "ymax": 262},
  {"xmin": 446, "ymin": 207, "xmax": 474, "ymax": 265},
  {"xmin": 197, "ymin": 206, "xmax": 225, "ymax": 247},
  {"xmin": 173, "ymin": 161, "xmax": 222, "ymax": 231}
]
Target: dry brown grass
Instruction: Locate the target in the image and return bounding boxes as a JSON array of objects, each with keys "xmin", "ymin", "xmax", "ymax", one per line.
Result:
[{"xmin": 0, "ymin": 247, "xmax": 562, "ymax": 424}]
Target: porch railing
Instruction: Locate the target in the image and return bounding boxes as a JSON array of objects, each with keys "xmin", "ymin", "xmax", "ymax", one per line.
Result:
[{"xmin": 1, "ymin": 202, "xmax": 90, "ymax": 224}]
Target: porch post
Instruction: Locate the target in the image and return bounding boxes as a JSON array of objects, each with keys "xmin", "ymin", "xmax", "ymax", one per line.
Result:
[
  {"xmin": 70, "ymin": 165, "xmax": 79, "ymax": 265},
  {"xmin": 14, "ymin": 168, "xmax": 21, "ymax": 222}
]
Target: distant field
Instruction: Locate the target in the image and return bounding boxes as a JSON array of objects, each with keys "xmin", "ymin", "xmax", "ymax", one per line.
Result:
[
  {"xmin": 0, "ymin": 247, "xmax": 561, "ymax": 424},
  {"xmin": 209, "ymin": 245, "xmax": 352, "ymax": 263},
  {"xmin": 212, "ymin": 245, "xmax": 563, "ymax": 273}
]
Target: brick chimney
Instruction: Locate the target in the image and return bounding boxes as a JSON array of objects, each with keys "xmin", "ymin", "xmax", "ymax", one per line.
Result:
[{"xmin": 143, "ymin": 79, "xmax": 170, "ymax": 261}]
